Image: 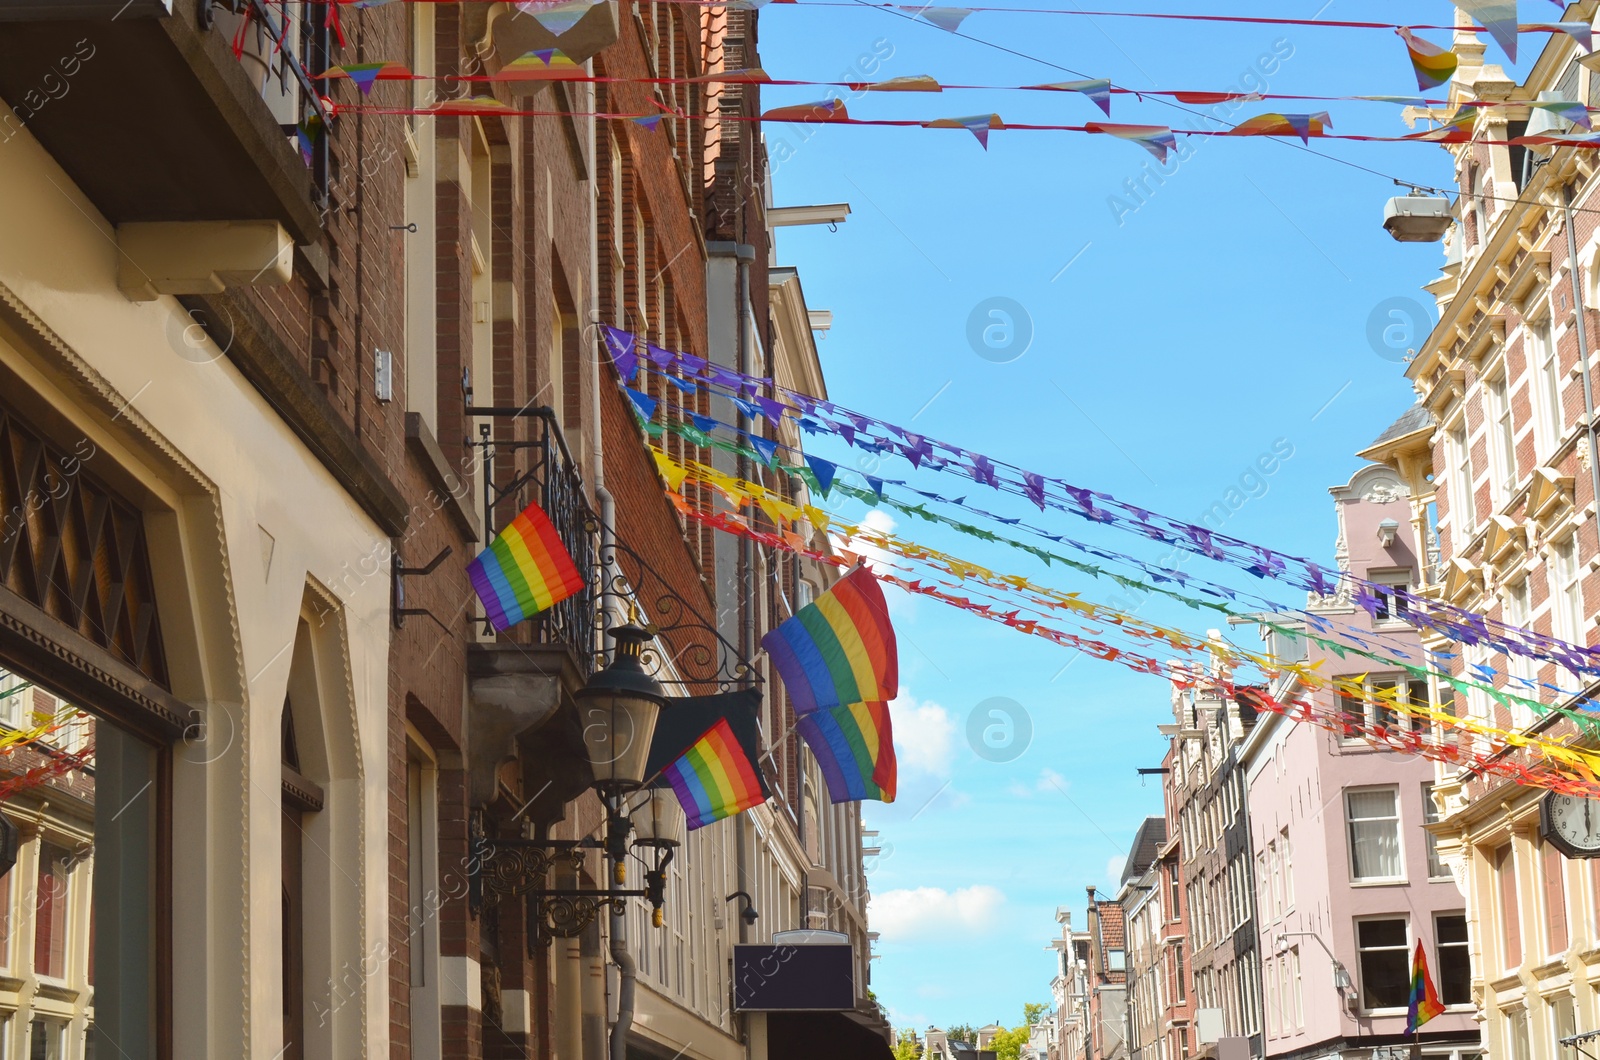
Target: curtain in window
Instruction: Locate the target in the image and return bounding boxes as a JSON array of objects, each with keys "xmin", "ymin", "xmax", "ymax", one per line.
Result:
[{"xmin": 1348, "ymin": 790, "xmax": 1400, "ymax": 879}]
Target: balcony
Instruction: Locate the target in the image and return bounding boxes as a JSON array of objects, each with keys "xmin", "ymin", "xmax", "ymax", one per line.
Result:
[
  {"xmin": 0, "ymin": 0, "xmax": 326, "ymax": 258},
  {"xmin": 465, "ymin": 407, "xmax": 600, "ymax": 810}
]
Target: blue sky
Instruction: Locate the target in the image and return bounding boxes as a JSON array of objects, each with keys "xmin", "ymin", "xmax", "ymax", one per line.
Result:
[{"xmin": 754, "ymin": 0, "xmax": 1516, "ymax": 1032}]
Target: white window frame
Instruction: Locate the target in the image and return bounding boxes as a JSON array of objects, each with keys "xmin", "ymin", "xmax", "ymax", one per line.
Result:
[
  {"xmin": 1346, "ymin": 786, "xmax": 1406, "ymax": 884},
  {"xmin": 1489, "ymin": 372, "xmax": 1518, "ymax": 504},
  {"xmin": 1448, "ymin": 422, "xmax": 1476, "ymax": 538},
  {"xmin": 1369, "ymin": 568, "xmax": 1414, "ymax": 625},
  {"xmin": 1422, "ymin": 782, "xmax": 1450, "ymax": 882},
  {"xmin": 1339, "ymin": 675, "xmax": 1421, "ymax": 742},
  {"xmin": 1552, "ymin": 535, "xmax": 1585, "ymax": 649},
  {"xmin": 1532, "ymin": 313, "xmax": 1564, "ymax": 459},
  {"xmin": 1354, "ymin": 915, "xmax": 1412, "ymax": 1015}
]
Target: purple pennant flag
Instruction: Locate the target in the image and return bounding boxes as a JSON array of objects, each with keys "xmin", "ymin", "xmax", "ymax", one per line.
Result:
[
  {"xmin": 901, "ymin": 443, "xmax": 925, "ymax": 469},
  {"xmin": 838, "ymin": 425, "xmax": 857, "ymax": 446},
  {"xmin": 1063, "ymin": 486, "xmax": 1097, "ymax": 518},
  {"xmin": 755, "ymin": 396, "xmax": 789, "ymax": 425},
  {"xmin": 680, "ymin": 352, "xmax": 707, "ymax": 375},
  {"xmin": 623, "ymin": 387, "xmax": 658, "ymax": 421},
  {"xmin": 1023, "ymin": 472, "xmax": 1047, "ymax": 510},
  {"xmin": 1285, "ymin": 113, "xmax": 1314, "ymax": 143},
  {"xmin": 691, "ymin": 413, "xmax": 719, "ymax": 434},
  {"xmin": 788, "ymin": 394, "xmax": 816, "ymax": 415},
  {"xmin": 631, "ymin": 115, "xmax": 664, "ymax": 131},
  {"xmin": 969, "ymin": 455, "xmax": 998, "ymax": 487},
  {"xmin": 341, "ymin": 63, "xmax": 387, "ymax": 96},
  {"xmin": 749, "ymin": 435, "xmax": 778, "ymax": 465},
  {"xmin": 645, "ymin": 342, "xmax": 675, "ymax": 369},
  {"xmin": 706, "ymin": 365, "xmax": 742, "ymax": 388},
  {"xmin": 601, "ymin": 325, "xmax": 639, "ymax": 376},
  {"xmin": 847, "ymin": 413, "xmax": 871, "ymax": 432},
  {"xmin": 805, "ymin": 454, "xmax": 837, "ymax": 494}
]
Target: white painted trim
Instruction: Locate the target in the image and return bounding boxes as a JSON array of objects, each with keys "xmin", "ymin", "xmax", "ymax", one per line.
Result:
[{"xmin": 440, "ymin": 956, "xmax": 482, "ymax": 1012}]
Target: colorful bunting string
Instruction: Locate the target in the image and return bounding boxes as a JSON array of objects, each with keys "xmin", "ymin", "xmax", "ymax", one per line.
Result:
[{"xmin": 605, "ymin": 325, "xmax": 1600, "ymax": 685}]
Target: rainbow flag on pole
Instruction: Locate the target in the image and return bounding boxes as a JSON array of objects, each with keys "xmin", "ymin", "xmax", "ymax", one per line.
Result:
[
  {"xmin": 796, "ymin": 700, "xmax": 897, "ymax": 804},
  {"xmin": 763, "ymin": 566, "xmax": 899, "ymax": 805},
  {"xmin": 663, "ymin": 718, "xmax": 769, "ymax": 829},
  {"xmin": 761, "ymin": 565, "xmax": 898, "ymax": 712},
  {"xmin": 1406, "ymin": 940, "xmax": 1446, "ymax": 1033},
  {"xmin": 466, "ymin": 500, "xmax": 585, "ymax": 630}
]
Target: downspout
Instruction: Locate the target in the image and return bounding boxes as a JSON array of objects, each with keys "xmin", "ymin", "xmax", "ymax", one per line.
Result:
[
  {"xmin": 610, "ymin": 911, "xmax": 636, "ymax": 1060},
  {"xmin": 1560, "ymin": 182, "xmax": 1600, "ymax": 528},
  {"xmin": 586, "ymin": 66, "xmax": 630, "ymax": 1060}
]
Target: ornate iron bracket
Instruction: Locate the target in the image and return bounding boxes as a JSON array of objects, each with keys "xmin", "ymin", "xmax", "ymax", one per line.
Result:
[{"xmin": 469, "ymin": 818, "xmax": 673, "ymax": 945}]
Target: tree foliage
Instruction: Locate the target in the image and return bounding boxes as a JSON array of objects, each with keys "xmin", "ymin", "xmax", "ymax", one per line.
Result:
[
  {"xmin": 1024, "ymin": 1004, "xmax": 1047, "ymax": 1026},
  {"xmin": 947, "ymin": 1025, "xmax": 977, "ymax": 1045},
  {"xmin": 988, "ymin": 1025, "xmax": 1029, "ymax": 1060},
  {"xmin": 893, "ymin": 1030, "xmax": 923, "ymax": 1060}
]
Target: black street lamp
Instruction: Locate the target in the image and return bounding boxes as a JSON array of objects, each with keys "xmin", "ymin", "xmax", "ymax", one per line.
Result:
[{"xmin": 473, "ymin": 624, "xmax": 672, "ymax": 941}]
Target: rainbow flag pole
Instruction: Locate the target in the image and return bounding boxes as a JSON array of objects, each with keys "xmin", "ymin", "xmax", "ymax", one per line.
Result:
[{"xmin": 1406, "ymin": 939, "xmax": 1445, "ymax": 1055}]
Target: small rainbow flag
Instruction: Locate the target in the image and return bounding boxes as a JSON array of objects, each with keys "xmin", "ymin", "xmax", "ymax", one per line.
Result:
[
  {"xmin": 496, "ymin": 49, "xmax": 583, "ymax": 81},
  {"xmin": 797, "ymin": 700, "xmax": 897, "ymax": 804},
  {"xmin": 761, "ymin": 565, "xmax": 898, "ymax": 713},
  {"xmin": 466, "ymin": 500, "xmax": 585, "ymax": 630},
  {"xmin": 663, "ymin": 717, "xmax": 769, "ymax": 829},
  {"xmin": 1396, "ymin": 29, "xmax": 1458, "ymax": 92},
  {"xmin": 1406, "ymin": 940, "xmax": 1446, "ymax": 1033}
]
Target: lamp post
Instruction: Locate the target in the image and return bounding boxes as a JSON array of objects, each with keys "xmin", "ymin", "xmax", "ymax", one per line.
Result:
[{"xmin": 472, "ymin": 623, "xmax": 671, "ymax": 938}]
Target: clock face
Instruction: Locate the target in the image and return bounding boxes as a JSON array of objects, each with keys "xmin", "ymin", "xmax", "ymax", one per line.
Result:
[{"xmin": 1545, "ymin": 794, "xmax": 1600, "ymax": 855}]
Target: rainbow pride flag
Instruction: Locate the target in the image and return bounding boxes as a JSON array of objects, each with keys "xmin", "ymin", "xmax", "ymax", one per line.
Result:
[
  {"xmin": 466, "ymin": 500, "xmax": 585, "ymax": 630},
  {"xmin": 761, "ymin": 566, "xmax": 898, "ymax": 713},
  {"xmin": 797, "ymin": 700, "xmax": 897, "ymax": 804},
  {"xmin": 663, "ymin": 717, "xmax": 769, "ymax": 829},
  {"xmin": 1406, "ymin": 940, "xmax": 1445, "ymax": 1033}
]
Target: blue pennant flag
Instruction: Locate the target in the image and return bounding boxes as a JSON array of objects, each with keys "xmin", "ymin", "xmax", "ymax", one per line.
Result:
[
  {"xmin": 732, "ymin": 397, "xmax": 766, "ymax": 421},
  {"xmin": 624, "ymin": 387, "xmax": 659, "ymax": 421},
  {"xmin": 664, "ymin": 374, "xmax": 698, "ymax": 395},
  {"xmin": 864, "ymin": 476, "xmax": 885, "ymax": 499},
  {"xmin": 691, "ymin": 413, "xmax": 719, "ymax": 434},
  {"xmin": 749, "ymin": 435, "xmax": 778, "ymax": 465},
  {"xmin": 805, "ymin": 454, "xmax": 837, "ymax": 494}
]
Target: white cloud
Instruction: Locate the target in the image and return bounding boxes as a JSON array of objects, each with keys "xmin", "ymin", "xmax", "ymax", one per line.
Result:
[
  {"xmin": 1036, "ymin": 767, "xmax": 1067, "ymax": 794},
  {"xmin": 870, "ymin": 885, "xmax": 1006, "ymax": 940},
  {"xmin": 889, "ymin": 692, "xmax": 957, "ymax": 777}
]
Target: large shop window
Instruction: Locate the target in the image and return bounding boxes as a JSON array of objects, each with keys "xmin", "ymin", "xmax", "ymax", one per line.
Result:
[{"xmin": 0, "ymin": 670, "xmax": 161, "ymax": 1059}]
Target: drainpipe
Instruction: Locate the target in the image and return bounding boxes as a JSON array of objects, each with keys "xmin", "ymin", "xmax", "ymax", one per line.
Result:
[
  {"xmin": 1560, "ymin": 182, "xmax": 1600, "ymax": 528},
  {"xmin": 610, "ymin": 907, "xmax": 636, "ymax": 1060}
]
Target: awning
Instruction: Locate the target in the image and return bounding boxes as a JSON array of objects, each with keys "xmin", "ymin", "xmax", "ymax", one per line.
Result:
[{"xmin": 766, "ymin": 1009, "xmax": 894, "ymax": 1060}]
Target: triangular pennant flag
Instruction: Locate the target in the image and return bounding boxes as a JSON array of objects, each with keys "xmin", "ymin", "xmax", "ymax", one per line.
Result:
[
  {"xmin": 1457, "ymin": 0, "xmax": 1520, "ymax": 62},
  {"xmin": 333, "ymin": 62, "xmax": 388, "ymax": 96},
  {"xmin": 862, "ymin": 75, "xmax": 942, "ymax": 92},
  {"xmin": 297, "ymin": 114, "xmax": 324, "ymax": 166},
  {"xmin": 645, "ymin": 690, "xmax": 771, "ymax": 830},
  {"xmin": 755, "ymin": 396, "xmax": 789, "ymax": 425},
  {"xmin": 1523, "ymin": 21, "xmax": 1593, "ymax": 51},
  {"xmin": 1085, "ymin": 122, "xmax": 1177, "ymax": 162},
  {"xmin": 923, "ymin": 113, "xmax": 1003, "ymax": 148},
  {"xmin": 515, "ymin": 0, "xmax": 598, "ymax": 36},
  {"xmin": 498, "ymin": 48, "xmax": 584, "ymax": 80},
  {"xmin": 601, "ymin": 325, "xmax": 639, "ymax": 382},
  {"xmin": 1228, "ymin": 112, "xmax": 1331, "ymax": 142},
  {"xmin": 1528, "ymin": 97, "xmax": 1593, "ymax": 130},
  {"xmin": 1396, "ymin": 28, "xmax": 1459, "ymax": 90},
  {"xmin": 631, "ymin": 115, "xmax": 664, "ymax": 130},
  {"xmin": 864, "ymin": 476, "xmax": 885, "ymax": 499},
  {"xmin": 749, "ymin": 435, "xmax": 778, "ymax": 465},
  {"xmin": 1037, "ymin": 79, "xmax": 1112, "ymax": 116},
  {"xmin": 1405, "ymin": 109, "xmax": 1476, "ymax": 142},
  {"xmin": 624, "ymin": 387, "xmax": 659, "ymax": 421},
  {"xmin": 680, "ymin": 352, "xmax": 707, "ymax": 374},
  {"xmin": 1172, "ymin": 91, "xmax": 1263, "ymax": 104},
  {"xmin": 805, "ymin": 455, "xmax": 837, "ymax": 495},
  {"xmin": 645, "ymin": 342, "xmax": 675, "ymax": 368},
  {"xmin": 762, "ymin": 99, "xmax": 850, "ymax": 123},
  {"xmin": 663, "ymin": 374, "xmax": 698, "ymax": 394},
  {"xmin": 691, "ymin": 413, "xmax": 719, "ymax": 434},
  {"xmin": 731, "ymin": 397, "xmax": 765, "ymax": 421},
  {"xmin": 906, "ymin": 6, "xmax": 972, "ymax": 32}
]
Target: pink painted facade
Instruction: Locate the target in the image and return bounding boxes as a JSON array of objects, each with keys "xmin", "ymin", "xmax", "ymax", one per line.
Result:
[{"xmin": 1242, "ymin": 465, "xmax": 1479, "ymax": 1060}]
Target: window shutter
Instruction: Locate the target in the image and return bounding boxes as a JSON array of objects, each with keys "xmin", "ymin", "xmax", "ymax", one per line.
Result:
[{"xmin": 1544, "ymin": 843, "xmax": 1569, "ymax": 955}]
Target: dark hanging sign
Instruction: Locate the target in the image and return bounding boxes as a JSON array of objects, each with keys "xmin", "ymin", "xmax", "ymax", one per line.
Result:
[
  {"xmin": 0, "ymin": 813, "xmax": 18, "ymax": 878},
  {"xmin": 732, "ymin": 944, "xmax": 854, "ymax": 1011}
]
